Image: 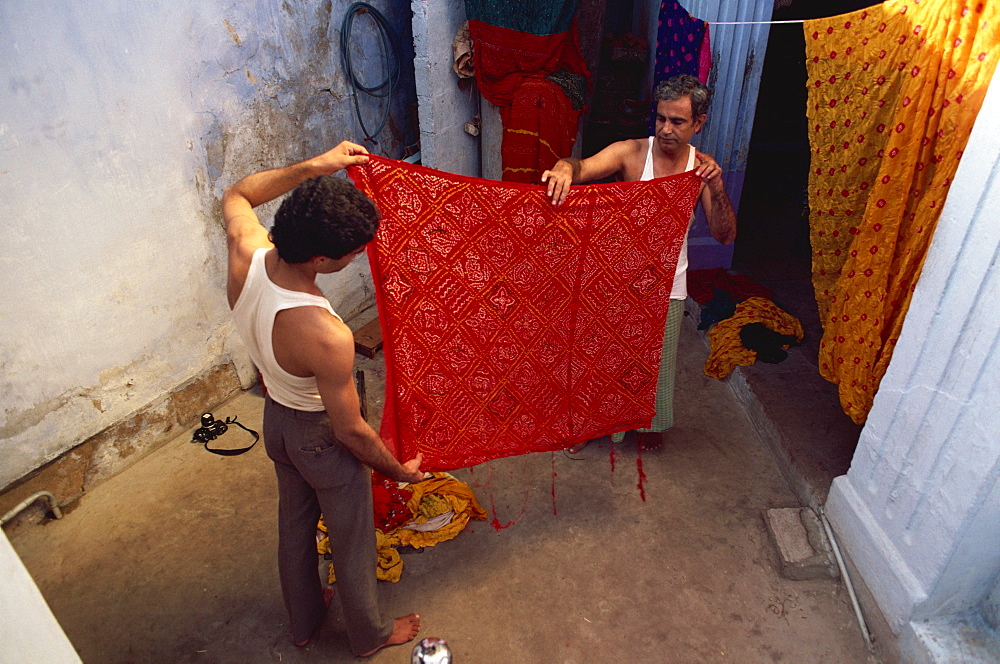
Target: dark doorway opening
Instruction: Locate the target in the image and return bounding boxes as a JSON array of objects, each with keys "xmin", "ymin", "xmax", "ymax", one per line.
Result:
[
  {"xmin": 728, "ymin": 0, "xmax": 884, "ymax": 502},
  {"xmin": 732, "ymin": 0, "xmax": 884, "ymax": 282}
]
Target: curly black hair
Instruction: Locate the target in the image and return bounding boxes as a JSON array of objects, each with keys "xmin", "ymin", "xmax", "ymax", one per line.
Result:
[
  {"xmin": 654, "ymin": 74, "xmax": 712, "ymax": 118},
  {"xmin": 270, "ymin": 175, "xmax": 380, "ymax": 263}
]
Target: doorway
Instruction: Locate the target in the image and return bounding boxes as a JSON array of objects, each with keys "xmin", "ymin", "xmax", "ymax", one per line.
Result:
[
  {"xmin": 732, "ymin": 0, "xmax": 883, "ymax": 282},
  {"xmin": 577, "ymin": 0, "xmax": 886, "ymax": 503},
  {"xmin": 728, "ymin": 0, "xmax": 884, "ymax": 500}
]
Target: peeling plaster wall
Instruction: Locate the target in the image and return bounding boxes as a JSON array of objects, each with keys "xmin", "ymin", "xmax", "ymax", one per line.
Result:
[{"xmin": 0, "ymin": 0, "xmax": 417, "ymax": 490}]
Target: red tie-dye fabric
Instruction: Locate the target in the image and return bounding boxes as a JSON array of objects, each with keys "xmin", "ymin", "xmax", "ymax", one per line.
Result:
[{"xmin": 348, "ymin": 156, "xmax": 701, "ymax": 470}]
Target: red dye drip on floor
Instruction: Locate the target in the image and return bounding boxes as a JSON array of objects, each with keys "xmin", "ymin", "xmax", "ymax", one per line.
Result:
[
  {"xmin": 608, "ymin": 439, "xmax": 617, "ymax": 483},
  {"xmin": 486, "ymin": 460, "xmax": 532, "ymax": 531},
  {"xmin": 468, "ymin": 465, "xmax": 483, "ymax": 488},
  {"xmin": 636, "ymin": 450, "xmax": 647, "ymax": 502},
  {"xmin": 550, "ymin": 452, "xmax": 558, "ymax": 516}
]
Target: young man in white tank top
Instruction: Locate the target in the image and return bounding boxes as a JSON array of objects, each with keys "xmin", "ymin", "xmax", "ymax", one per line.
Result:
[
  {"xmin": 541, "ymin": 75, "xmax": 737, "ymax": 452},
  {"xmin": 224, "ymin": 141, "xmax": 424, "ymax": 657}
]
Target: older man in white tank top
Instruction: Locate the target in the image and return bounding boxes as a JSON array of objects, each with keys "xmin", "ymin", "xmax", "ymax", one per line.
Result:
[{"xmin": 542, "ymin": 74, "xmax": 737, "ymax": 452}]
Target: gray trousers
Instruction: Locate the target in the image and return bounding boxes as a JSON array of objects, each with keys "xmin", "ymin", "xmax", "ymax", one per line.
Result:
[{"xmin": 263, "ymin": 396, "xmax": 391, "ymax": 654}]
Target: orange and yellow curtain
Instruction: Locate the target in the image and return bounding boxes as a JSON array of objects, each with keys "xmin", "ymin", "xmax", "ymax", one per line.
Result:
[{"xmin": 805, "ymin": 0, "xmax": 999, "ymax": 423}]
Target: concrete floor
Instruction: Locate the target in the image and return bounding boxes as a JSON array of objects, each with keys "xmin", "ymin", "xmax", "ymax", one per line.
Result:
[
  {"xmin": 8, "ymin": 312, "xmax": 878, "ymax": 663},
  {"xmin": 705, "ymin": 274, "xmax": 864, "ymax": 510}
]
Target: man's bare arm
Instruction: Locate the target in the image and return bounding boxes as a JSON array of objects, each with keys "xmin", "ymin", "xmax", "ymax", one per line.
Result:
[
  {"xmin": 540, "ymin": 140, "xmax": 637, "ymax": 205},
  {"xmin": 222, "ymin": 141, "xmax": 370, "ymax": 307},
  {"xmin": 308, "ymin": 314, "xmax": 424, "ymax": 484},
  {"xmin": 692, "ymin": 151, "xmax": 736, "ymax": 244},
  {"xmin": 225, "ymin": 140, "xmax": 369, "ymax": 207},
  {"xmin": 699, "ymin": 168, "xmax": 737, "ymax": 245}
]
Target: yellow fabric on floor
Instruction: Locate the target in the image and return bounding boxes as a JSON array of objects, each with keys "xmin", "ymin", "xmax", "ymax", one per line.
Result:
[
  {"xmin": 416, "ymin": 493, "xmax": 452, "ymax": 521},
  {"xmin": 703, "ymin": 297, "xmax": 804, "ymax": 380},
  {"xmin": 804, "ymin": 0, "xmax": 999, "ymax": 423},
  {"xmin": 326, "ymin": 529, "xmax": 403, "ymax": 584},
  {"xmin": 391, "ymin": 472, "xmax": 487, "ymax": 550},
  {"xmin": 316, "ymin": 518, "xmax": 331, "ymax": 556},
  {"xmin": 319, "ymin": 472, "xmax": 486, "ymax": 583}
]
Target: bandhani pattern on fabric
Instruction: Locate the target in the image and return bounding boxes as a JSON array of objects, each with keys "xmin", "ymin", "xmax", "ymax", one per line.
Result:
[
  {"xmin": 349, "ymin": 156, "xmax": 701, "ymax": 471},
  {"xmin": 704, "ymin": 297, "xmax": 804, "ymax": 380},
  {"xmin": 466, "ymin": 0, "xmax": 590, "ymax": 183},
  {"xmin": 649, "ymin": 1, "xmax": 711, "ymax": 132},
  {"xmin": 804, "ymin": 0, "xmax": 999, "ymax": 423},
  {"xmin": 653, "ymin": 1, "xmax": 711, "ymax": 85},
  {"xmin": 372, "ymin": 472, "xmax": 413, "ymax": 531}
]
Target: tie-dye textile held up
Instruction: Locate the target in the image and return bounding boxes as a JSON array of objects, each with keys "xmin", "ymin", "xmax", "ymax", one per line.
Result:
[{"xmin": 349, "ymin": 156, "xmax": 700, "ymax": 470}]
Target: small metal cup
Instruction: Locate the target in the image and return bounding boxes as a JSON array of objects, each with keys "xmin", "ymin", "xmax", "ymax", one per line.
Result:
[{"xmin": 411, "ymin": 637, "xmax": 452, "ymax": 664}]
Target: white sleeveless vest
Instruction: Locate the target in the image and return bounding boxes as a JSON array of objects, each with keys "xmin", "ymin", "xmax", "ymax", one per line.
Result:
[
  {"xmin": 641, "ymin": 138, "xmax": 697, "ymax": 300},
  {"xmin": 232, "ymin": 248, "xmax": 341, "ymax": 411}
]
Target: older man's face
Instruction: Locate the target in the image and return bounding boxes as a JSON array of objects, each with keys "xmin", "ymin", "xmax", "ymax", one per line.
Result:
[{"xmin": 654, "ymin": 96, "xmax": 706, "ymax": 155}]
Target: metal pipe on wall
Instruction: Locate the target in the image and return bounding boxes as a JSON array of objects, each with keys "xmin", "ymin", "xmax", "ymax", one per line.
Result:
[{"xmin": 1, "ymin": 491, "xmax": 63, "ymax": 527}]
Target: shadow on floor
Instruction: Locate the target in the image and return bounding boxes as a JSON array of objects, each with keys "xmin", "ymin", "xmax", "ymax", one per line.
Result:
[{"xmin": 691, "ymin": 269, "xmax": 863, "ymax": 509}]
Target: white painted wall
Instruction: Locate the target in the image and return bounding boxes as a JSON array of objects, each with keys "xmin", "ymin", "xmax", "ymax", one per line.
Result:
[
  {"xmin": 0, "ymin": 0, "xmax": 416, "ymax": 490},
  {"xmin": 827, "ymin": 69, "xmax": 1000, "ymax": 662},
  {"xmin": 412, "ymin": 0, "xmax": 481, "ymax": 176},
  {"xmin": 0, "ymin": 528, "xmax": 81, "ymax": 663}
]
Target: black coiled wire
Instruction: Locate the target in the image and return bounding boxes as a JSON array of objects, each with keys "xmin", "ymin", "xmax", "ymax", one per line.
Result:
[{"xmin": 340, "ymin": 2, "xmax": 401, "ymax": 146}]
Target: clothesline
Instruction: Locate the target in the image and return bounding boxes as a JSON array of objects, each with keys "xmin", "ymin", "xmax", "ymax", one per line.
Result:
[{"xmin": 707, "ymin": 19, "xmax": 805, "ymax": 25}]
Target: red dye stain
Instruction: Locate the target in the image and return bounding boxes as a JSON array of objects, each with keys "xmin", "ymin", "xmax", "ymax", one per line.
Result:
[
  {"xmin": 609, "ymin": 440, "xmax": 617, "ymax": 480},
  {"xmin": 468, "ymin": 465, "xmax": 483, "ymax": 488},
  {"xmin": 551, "ymin": 452, "xmax": 558, "ymax": 516},
  {"xmin": 485, "ymin": 462, "xmax": 531, "ymax": 531},
  {"xmin": 489, "ymin": 490, "xmax": 528, "ymax": 531},
  {"xmin": 489, "ymin": 515, "xmax": 513, "ymax": 531},
  {"xmin": 636, "ymin": 451, "xmax": 648, "ymax": 502}
]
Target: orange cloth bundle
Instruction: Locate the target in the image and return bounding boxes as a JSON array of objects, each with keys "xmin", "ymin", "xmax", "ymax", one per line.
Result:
[{"xmin": 703, "ymin": 297, "xmax": 804, "ymax": 380}]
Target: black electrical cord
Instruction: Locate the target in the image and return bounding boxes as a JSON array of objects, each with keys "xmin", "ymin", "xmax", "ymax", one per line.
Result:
[{"xmin": 340, "ymin": 2, "xmax": 401, "ymax": 146}]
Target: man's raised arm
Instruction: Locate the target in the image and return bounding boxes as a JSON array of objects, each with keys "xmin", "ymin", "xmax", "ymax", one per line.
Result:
[
  {"xmin": 223, "ymin": 141, "xmax": 370, "ymax": 246},
  {"xmin": 222, "ymin": 141, "xmax": 370, "ymax": 307},
  {"xmin": 540, "ymin": 140, "xmax": 634, "ymax": 205}
]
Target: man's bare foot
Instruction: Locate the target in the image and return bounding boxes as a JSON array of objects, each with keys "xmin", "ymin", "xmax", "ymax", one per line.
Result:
[
  {"xmin": 293, "ymin": 586, "xmax": 335, "ymax": 647},
  {"xmin": 636, "ymin": 432, "xmax": 663, "ymax": 451},
  {"xmin": 566, "ymin": 441, "xmax": 589, "ymax": 454},
  {"xmin": 360, "ymin": 614, "xmax": 421, "ymax": 657}
]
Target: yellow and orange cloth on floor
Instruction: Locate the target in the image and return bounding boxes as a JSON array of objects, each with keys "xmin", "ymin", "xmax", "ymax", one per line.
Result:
[
  {"xmin": 805, "ymin": 0, "xmax": 999, "ymax": 423},
  {"xmin": 703, "ymin": 297, "xmax": 804, "ymax": 380},
  {"xmin": 319, "ymin": 472, "xmax": 487, "ymax": 583}
]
